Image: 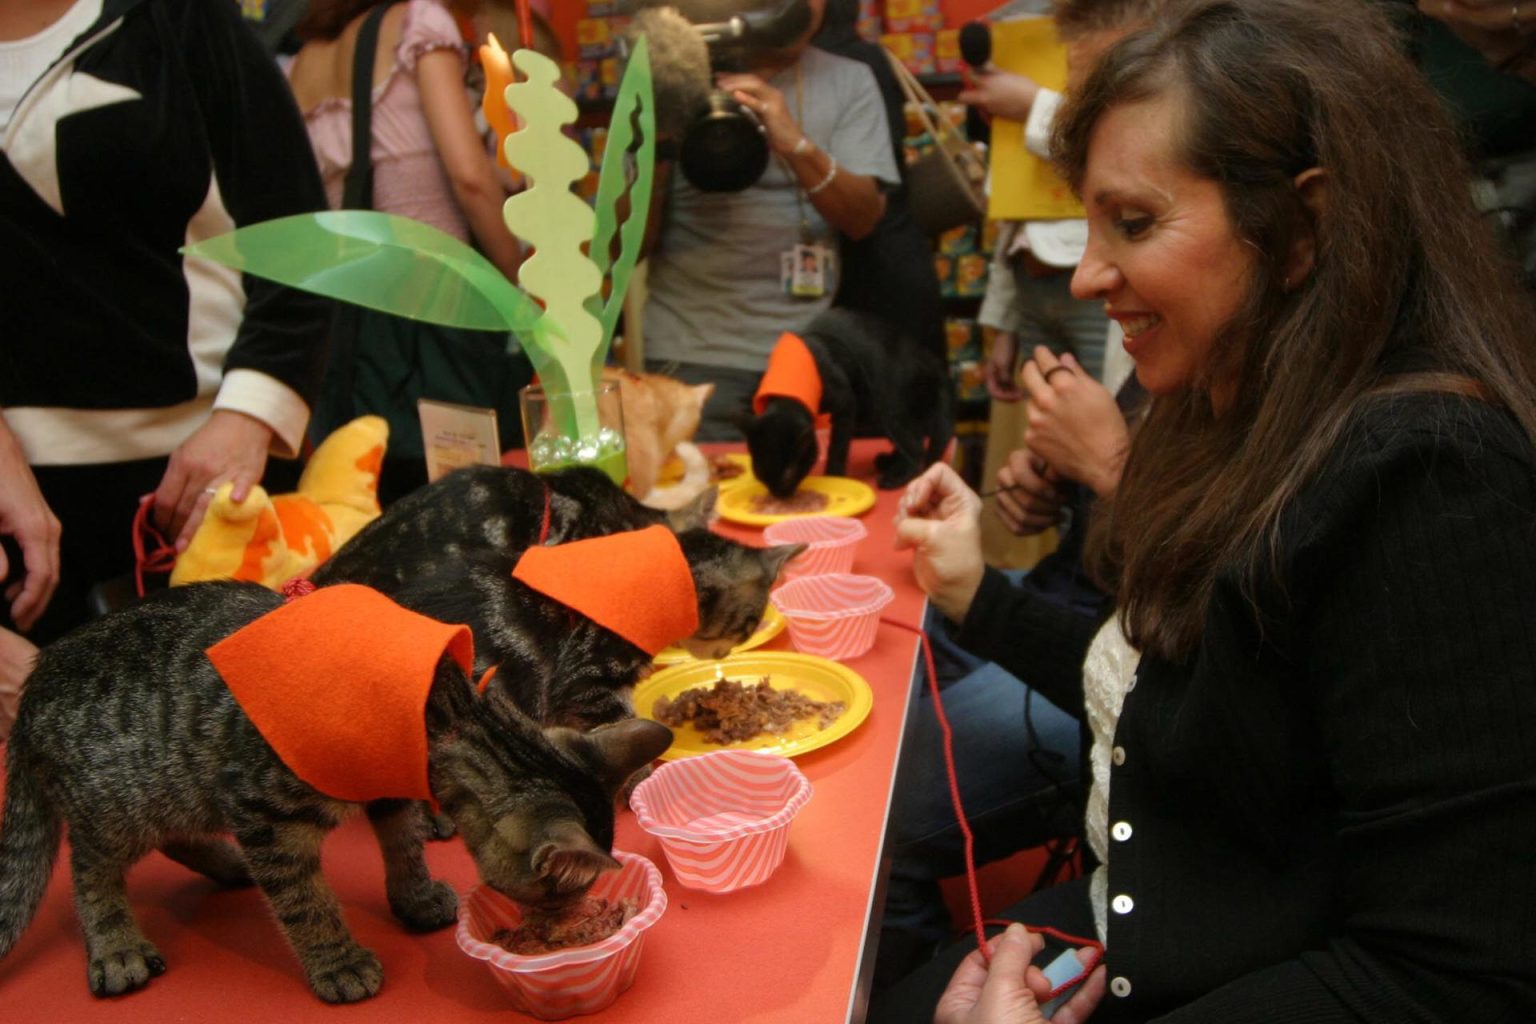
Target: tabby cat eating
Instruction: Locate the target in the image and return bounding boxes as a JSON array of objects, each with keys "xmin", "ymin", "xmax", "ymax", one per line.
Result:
[{"xmin": 0, "ymin": 582, "xmax": 671, "ymax": 1003}]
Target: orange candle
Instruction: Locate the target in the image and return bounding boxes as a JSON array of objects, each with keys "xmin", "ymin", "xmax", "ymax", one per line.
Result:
[{"xmin": 479, "ymin": 32, "xmax": 516, "ymax": 170}]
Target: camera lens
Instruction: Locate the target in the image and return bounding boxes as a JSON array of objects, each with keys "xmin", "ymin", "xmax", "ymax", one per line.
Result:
[{"xmin": 679, "ymin": 90, "xmax": 770, "ymax": 192}]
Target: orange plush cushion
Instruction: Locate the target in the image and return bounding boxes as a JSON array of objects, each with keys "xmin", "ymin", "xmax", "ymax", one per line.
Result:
[
  {"xmin": 205, "ymin": 585, "xmax": 474, "ymax": 803},
  {"xmin": 513, "ymin": 525, "xmax": 699, "ymax": 655}
]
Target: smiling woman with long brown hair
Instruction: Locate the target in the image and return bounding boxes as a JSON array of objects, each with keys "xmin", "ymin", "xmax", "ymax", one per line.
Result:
[{"xmin": 879, "ymin": 0, "xmax": 1536, "ymax": 1021}]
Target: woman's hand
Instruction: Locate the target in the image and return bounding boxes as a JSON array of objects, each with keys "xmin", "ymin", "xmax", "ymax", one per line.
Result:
[
  {"xmin": 1, "ymin": 625, "xmax": 39, "ymax": 742},
  {"xmin": 1418, "ymin": 0, "xmax": 1534, "ymax": 67},
  {"xmin": 985, "ymin": 331, "xmax": 1025, "ymax": 402},
  {"xmin": 153, "ymin": 410, "xmax": 273, "ymax": 551},
  {"xmin": 0, "ymin": 415, "xmax": 61, "ymax": 632},
  {"xmin": 1019, "ymin": 347, "xmax": 1129, "ymax": 499},
  {"xmin": 993, "ymin": 448, "xmax": 1063, "ymax": 537},
  {"xmin": 718, "ymin": 72, "xmax": 803, "ymax": 156},
  {"xmin": 894, "ymin": 463, "xmax": 986, "ymax": 623},
  {"xmin": 936, "ymin": 924, "xmax": 1107, "ymax": 1024},
  {"xmin": 957, "ymin": 70, "xmax": 1041, "ymax": 122}
]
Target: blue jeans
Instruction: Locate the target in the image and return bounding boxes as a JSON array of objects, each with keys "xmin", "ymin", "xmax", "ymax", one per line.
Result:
[{"xmin": 880, "ymin": 605, "xmax": 1084, "ymax": 947}]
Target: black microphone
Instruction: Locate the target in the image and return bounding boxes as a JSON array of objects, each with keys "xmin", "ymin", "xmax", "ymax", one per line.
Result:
[{"xmin": 958, "ymin": 20, "xmax": 992, "ymax": 71}]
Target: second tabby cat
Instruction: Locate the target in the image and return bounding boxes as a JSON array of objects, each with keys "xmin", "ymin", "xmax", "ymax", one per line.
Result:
[
  {"xmin": 0, "ymin": 581, "xmax": 671, "ymax": 1003},
  {"xmin": 391, "ymin": 528, "xmax": 806, "ymax": 730}
]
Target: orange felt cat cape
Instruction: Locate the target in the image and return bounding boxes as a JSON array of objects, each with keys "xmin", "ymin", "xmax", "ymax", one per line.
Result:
[
  {"xmin": 170, "ymin": 416, "xmax": 389, "ymax": 589},
  {"xmin": 753, "ymin": 332, "xmax": 824, "ymax": 416},
  {"xmin": 205, "ymin": 585, "xmax": 473, "ymax": 803},
  {"xmin": 512, "ymin": 525, "xmax": 699, "ymax": 655}
]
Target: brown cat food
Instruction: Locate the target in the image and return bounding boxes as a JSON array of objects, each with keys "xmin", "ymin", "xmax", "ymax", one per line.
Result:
[
  {"xmin": 493, "ymin": 896, "xmax": 640, "ymax": 956},
  {"xmin": 749, "ymin": 490, "xmax": 830, "ymax": 516},
  {"xmin": 652, "ymin": 676, "xmax": 846, "ymax": 744},
  {"xmin": 711, "ymin": 455, "xmax": 746, "ymax": 481}
]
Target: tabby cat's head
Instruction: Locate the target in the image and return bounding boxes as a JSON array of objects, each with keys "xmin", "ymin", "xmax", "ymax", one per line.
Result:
[
  {"xmin": 742, "ymin": 399, "xmax": 820, "ymax": 498},
  {"xmin": 676, "ymin": 529, "xmax": 806, "ymax": 660},
  {"xmin": 424, "ymin": 666, "xmax": 673, "ymax": 912}
]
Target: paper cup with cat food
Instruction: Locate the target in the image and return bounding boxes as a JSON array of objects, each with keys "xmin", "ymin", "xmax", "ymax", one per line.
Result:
[
  {"xmin": 456, "ymin": 850, "xmax": 667, "ymax": 1019},
  {"xmin": 770, "ymin": 572, "xmax": 893, "ymax": 660},
  {"xmin": 764, "ymin": 515, "xmax": 867, "ymax": 580},
  {"xmin": 629, "ymin": 749, "xmax": 812, "ymax": 892}
]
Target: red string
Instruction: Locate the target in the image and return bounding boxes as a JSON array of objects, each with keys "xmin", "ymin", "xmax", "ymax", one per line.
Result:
[
  {"xmin": 878, "ymin": 616, "xmax": 1104, "ymax": 973},
  {"xmin": 130, "ymin": 495, "xmax": 177, "ymax": 599},
  {"xmin": 879, "ymin": 615, "xmax": 993, "ymax": 965},
  {"xmin": 280, "ymin": 578, "xmax": 317, "ymax": 602}
]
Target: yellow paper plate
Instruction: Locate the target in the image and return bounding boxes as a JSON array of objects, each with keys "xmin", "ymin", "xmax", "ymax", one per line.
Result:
[
  {"xmin": 652, "ymin": 604, "xmax": 787, "ymax": 666},
  {"xmin": 716, "ymin": 476, "xmax": 877, "ymax": 527},
  {"xmin": 635, "ymin": 652, "xmax": 874, "ymax": 760}
]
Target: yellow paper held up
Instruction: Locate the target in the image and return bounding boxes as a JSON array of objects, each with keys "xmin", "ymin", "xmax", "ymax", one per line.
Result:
[{"xmin": 986, "ymin": 16, "xmax": 1084, "ymax": 222}]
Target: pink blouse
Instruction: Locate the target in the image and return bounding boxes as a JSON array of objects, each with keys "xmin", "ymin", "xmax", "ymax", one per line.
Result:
[{"xmin": 296, "ymin": 0, "xmax": 471, "ymax": 241}]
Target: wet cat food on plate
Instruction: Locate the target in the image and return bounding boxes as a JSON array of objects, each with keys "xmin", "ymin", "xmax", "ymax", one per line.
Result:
[
  {"xmin": 749, "ymin": 490, "xmax": 830, "ymax": 516},
  {"xmin": 492, "ymin": 896, "xmax": 640, "ymax": 956},
  {"xmin": 652, "ymin": 676, "xmax": 846, "ymax": 744}
]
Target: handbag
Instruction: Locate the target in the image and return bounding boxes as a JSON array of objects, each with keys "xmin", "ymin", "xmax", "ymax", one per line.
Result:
[
  {"xmin": 885, "ymin": 50, "xmax": 988, "ymax": 236},
  {"xmin": 310, "ymin": 2, "xmax": 532, "ymax": 502}
]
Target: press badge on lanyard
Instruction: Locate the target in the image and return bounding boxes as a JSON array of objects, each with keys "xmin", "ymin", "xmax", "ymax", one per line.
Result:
[{"xmin": 783, "ymin": 241, "xmax": 830, "ymax": 297}]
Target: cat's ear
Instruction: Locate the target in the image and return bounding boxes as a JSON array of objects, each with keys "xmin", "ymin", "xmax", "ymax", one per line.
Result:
[
  {"xmin": 531, "ymin": 820, "xmax": 621, "ymax": 892},
  {"xmin": 579, "ymin": 718, "xmax": 675, "ymax": 793},
  {"xmin": 761, "ymin": 543, "xmax": 809, "ymax": 585},
  {"xmin": 667, "ymin": 486, "xmax": 717, "ymax": 531},
  {"xmin": 692, "ymin": 382, "xmax": 715, "ymax": 404}
]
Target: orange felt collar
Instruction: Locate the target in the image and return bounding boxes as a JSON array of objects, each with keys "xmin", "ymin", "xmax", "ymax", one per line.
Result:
[
  {"xmin": 512, "ymin": 525, "xmax": 699, "ymax": 655},
  {"xmin": 754, "ymin": 332, "xmax": 824, "ymax": 416},
  {"xmin": 205, "ymin": 585, "xmax": 474, "ymax": 803}
]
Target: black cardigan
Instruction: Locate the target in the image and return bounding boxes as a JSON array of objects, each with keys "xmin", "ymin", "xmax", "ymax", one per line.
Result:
[{"xmin": 958, "ymin": 392, "xmax": 1536, "ymax": 1022}]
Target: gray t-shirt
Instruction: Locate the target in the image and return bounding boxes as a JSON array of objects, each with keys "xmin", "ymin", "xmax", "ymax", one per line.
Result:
[{"xmin": 643, "ymin": 47, "xmax": 899, "ymax": 372}]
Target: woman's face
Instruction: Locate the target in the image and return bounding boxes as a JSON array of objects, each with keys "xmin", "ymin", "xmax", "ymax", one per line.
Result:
[{"xmin": 1070, "ymin": 92, "xmax": 1255, "ymax": 399}]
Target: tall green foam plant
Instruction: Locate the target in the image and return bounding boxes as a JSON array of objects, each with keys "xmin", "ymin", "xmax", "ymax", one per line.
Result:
[{"xmin": 181, "ymin": 36, "xmax": 656, "ymax": 474}]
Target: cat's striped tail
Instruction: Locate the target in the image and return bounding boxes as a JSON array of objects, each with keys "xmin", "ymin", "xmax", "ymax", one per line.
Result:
[{"xmin": 0, "ymin": 750, "xmax": 62, "ymax": 961}]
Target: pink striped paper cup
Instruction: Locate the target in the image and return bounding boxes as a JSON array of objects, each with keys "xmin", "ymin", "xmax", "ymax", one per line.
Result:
[
  {"xmin": 455, "ymin": 850, "xmax": 666, "ymax": 1019},
  {"xmin": 764, "ymin": 515, "xmax": 867, "ymax": 579},
  {"xmin": 769, "ymin": 572, "xmax": 894, "ymax": 660},
  {"xmin": 628, "ymin": 749, "xmax": 813, "ymax": 893}
]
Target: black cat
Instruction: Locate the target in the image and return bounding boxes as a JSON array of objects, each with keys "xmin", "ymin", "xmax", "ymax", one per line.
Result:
[{"xmin": 743, "ymin": 307, "xmax": 954, "ymax": 497}]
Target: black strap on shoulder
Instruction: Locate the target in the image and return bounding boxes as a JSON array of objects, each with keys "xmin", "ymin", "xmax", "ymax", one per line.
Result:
[{"xmin": 340, "ymin": 2, "xmax": 398, "ymax": 210}]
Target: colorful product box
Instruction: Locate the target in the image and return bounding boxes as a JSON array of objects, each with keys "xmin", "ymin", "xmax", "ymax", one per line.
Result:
[
  {"xmin": 955, "ymin": 253, "xmax": 989, "ymax": 297},
  {"xmin": 934, "ymin": 254, "xmax": 957, "ymax": 298},
  {"xmin": 880, "ymin": 32, "xmax": 936, "ymax": 76},
  {"xmin": 883, "ymin": 0, "xmax": 944, "ymax": 34},
  {"xmin": 935, "ymin": 28, "xmax": 962, "ymax": 75},
  {"xmin": 945, "ymin": 317, "xmax": 980, "ymax": 361},
  {"xmin": 575, "ymin": 17, "xmax": 613, "ymax": 59},
  {"xmin": 937, "ymin": 222, "xmax": 978, "ymax": 255}
]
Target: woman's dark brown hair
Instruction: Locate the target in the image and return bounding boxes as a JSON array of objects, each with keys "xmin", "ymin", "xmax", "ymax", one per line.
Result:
[{"xmin": 1052, "ymin": 0, "xmax": 1536, "ymax": 660}]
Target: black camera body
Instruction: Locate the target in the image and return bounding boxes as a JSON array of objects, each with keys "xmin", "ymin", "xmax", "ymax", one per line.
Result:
[{"xmin": 627, "ymin": 0, "xmax": 812, "ymax": 192}]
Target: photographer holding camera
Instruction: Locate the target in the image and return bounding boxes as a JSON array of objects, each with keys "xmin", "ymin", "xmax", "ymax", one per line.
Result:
[{"xmin": 635, "ymin": 0, "xmax": 900, "ymax": 438}]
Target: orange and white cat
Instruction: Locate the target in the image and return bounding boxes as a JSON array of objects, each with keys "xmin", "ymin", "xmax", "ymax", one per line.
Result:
[{"xmin": 600, "ymin": 368, "xmax": 714, "ymax": 507}]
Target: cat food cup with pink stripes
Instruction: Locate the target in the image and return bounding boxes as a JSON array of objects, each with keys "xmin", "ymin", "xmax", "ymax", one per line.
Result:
[
  {"xmin": 628, "ymin": 749, "xmax": 813, "ymax": 893},
  {"xmin": 455, "ymin": 850, "xmax": 666, "ymax": 1020},
  {"xmin": 764, "ymin": 515, "xmax": 867, "ymax": 580},
  {"xmin": 769, "ymin": 572, "xmax": 894, "ymax": 660}
]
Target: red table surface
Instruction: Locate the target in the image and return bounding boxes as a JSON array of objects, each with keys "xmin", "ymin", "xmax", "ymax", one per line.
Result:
[{"xmin": 0, "ymin": 440, "xmax": 926, "ymax": 1023}]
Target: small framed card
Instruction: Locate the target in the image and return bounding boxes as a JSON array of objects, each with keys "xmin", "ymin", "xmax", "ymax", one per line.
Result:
[{"xmin": 416, "ymin": 399, "xmax": 502, "ymax": 482}]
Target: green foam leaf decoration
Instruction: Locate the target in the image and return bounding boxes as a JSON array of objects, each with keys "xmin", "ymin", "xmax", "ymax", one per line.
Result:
[
  {"xmin": 503, "ymin": 47, "xmax": 605, "ymax": 437},
  {"xmin": 180, "ymin": 211, "xmax": 541, "ymax": 334},
  {"xmin": 586, "ymin": 34, "xmax": 656, "ymax": 382}
]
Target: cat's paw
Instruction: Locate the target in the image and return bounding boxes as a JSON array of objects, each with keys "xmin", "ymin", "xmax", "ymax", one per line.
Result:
[
  {"xmin": 392, "ymin": 879, "xmax": 459, "ymax": 932},
  {"xmin": 307, "ymin": 946, "xmax": 384, "ymax": 1004},
  {"xmin": 621, "ymin": 763, "xmax": 655, "ymax": 810},
  {"xmin": 87, "ymin": 941, "xmax": 167, "ymax": 997},
  {"xmin": 426, "ymin": 809, "xmax": 457, "ymax": 841}
]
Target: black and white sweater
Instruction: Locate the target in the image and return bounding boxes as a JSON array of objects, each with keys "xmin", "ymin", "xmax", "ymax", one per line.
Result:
[
  {"xmin": 959, "ymin": 392, "xmax": 1536, "ymax": 1022},
  {"xmin": 0, "ymin": 0, "xmax": 328, "ymax": 464}
]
